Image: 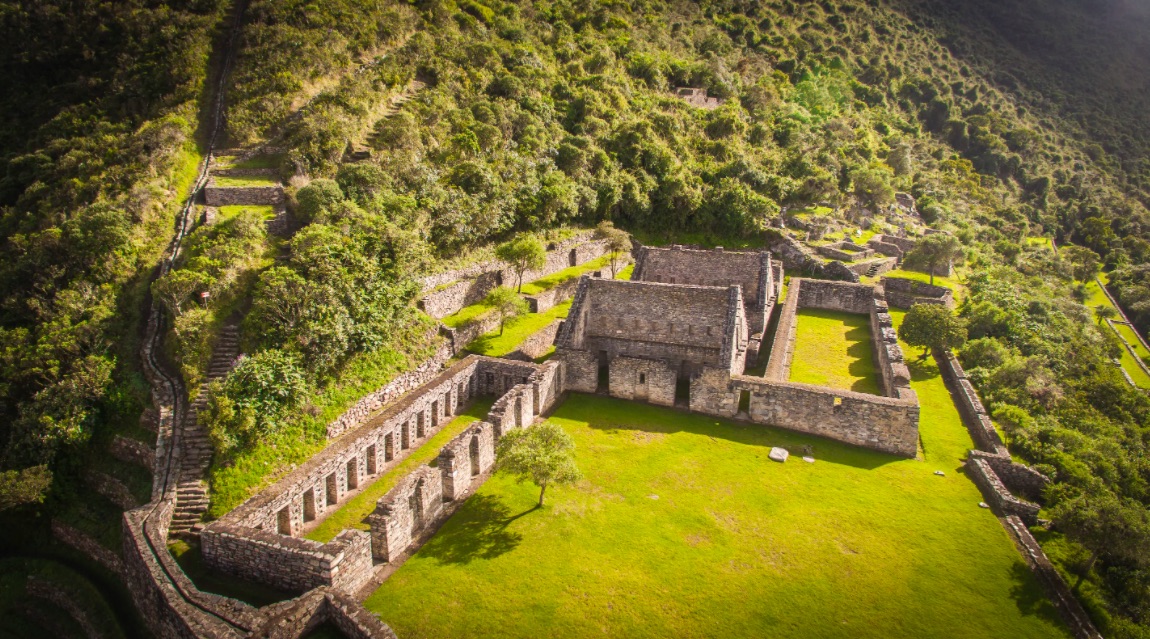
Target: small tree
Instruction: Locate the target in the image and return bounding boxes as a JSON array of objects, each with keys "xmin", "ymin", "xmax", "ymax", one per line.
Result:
[
  {"xmin": 898, "ymin": 303, "xmax": 967, "ymax": 359},
  {"xmin": 496, "ymin": 233, "xmax": 547, "ymax": 292},
  {"xmin": 595, "ymin": 221, "xmax": 631, "ymax": 277},
  {"xmin": 496, "ymin": 421, "xmax": 582, "ymax": 506},
  {"xmin": 1049, "ymin": 485, "xmax": 1150, "ymax": 587},
  {"xmin": 1060, "ymin": 245, "xmax": 1101, "ymax": 282},
  {"xmin": 151, "ymin": 270, "xmax": 213, "ymax": 317},
  {"xmin": 0, "ymin": 465, "xmax": 52, "ymax": 511},
  {"xmin": 485, "ymin": 286, "xmax": 528, "ymax": 335},
  {"xmin": 1094, "ymin": 304, "xmax": 1118, "ymax": 326},
  {"xmin": 907, "ymin": 234, "xmax": 963, "ymax": 285}
]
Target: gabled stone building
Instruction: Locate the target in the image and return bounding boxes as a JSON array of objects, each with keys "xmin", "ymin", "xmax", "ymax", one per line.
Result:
[
  {"xmin": 555, "ymin": 277, "xmax": 748, "ymax": 407},
  {"xmin": 632, "ymin": 245, "xmax": 782, "ymax": 361}
]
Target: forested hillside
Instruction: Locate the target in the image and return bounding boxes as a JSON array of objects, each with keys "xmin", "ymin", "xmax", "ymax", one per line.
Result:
[{"xmin": 2, "ymin": 0, "xmax": 1150, "ymax": 636}]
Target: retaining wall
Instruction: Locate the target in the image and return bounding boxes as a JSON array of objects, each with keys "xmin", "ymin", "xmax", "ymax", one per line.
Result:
[
  {"xmin": 881, "ymin": 277, "xmax": 955, "ymax": 309},
  {"xmin": 203, "ymin": 183, "xmax": 285, "ymax": 207}
]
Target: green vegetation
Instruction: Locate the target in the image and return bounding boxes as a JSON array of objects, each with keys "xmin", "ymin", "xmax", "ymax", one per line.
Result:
[
  {"xmin": 1081, "ymin": 278, "xmax": 1150, "ymax": 389},
  {"xmin": 306, "ymin": 399, "xmax": 493, "ymax": 543},
  {"xmin": 787, "ymin": 309, "xmax": 881, "ymax": 395},
  {"xmin": 898, "ymin": 304, "xmax": 968, "ymax": 359},
  {"xmin": 0, "ymin": 557, "xmax": 130, "ymax": 639},
  {"xmin": 366, "ymin": 382, "xmax": 1066, "ymax": 638},
  {"xmin": 465, "ymin": 301, "xmax": 572, "ymax": 358},
  {"xmin": 494, "ymin": 420, "xmax": 582, "ymax": 506},
  {"xmin": 217, "ymin": 204, "xmax": 277, "ymax": 222},
  {"xmin": 519, "ymin": 255, "xmax": 612, "ymax": 296}
]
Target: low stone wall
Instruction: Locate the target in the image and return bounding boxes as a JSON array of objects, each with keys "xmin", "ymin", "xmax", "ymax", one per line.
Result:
[
  {"xmin": 367, "ymin": 466, "xmax": 444, "ymax": 562},
  {"xmin": 967, "ymin": 458, "xmax": 1041, "ymax": 524},
  {"xmin": 881, "ymin": 277, "xmax": 955, "ymax": 309},
  {"xmin": 111, "ymin": 435, "xmax": 155, "ymax": 470},
  {"xmin": 326, "ymin": 339, "xmax": 453, "ymax": 439},
  {"xmin": 203, "ymin": 183, "xmax": 285, "ymax": 207},
  {"xmin": 419, "ymin": 234, "xmax": 609, "ymax": 319},
  {"xmin": 507, "ymin": 320, "xmax": 561, "ymax": 361},
  {"xmin": 934, "ymin": 349, "xmax": 1007, "ymax": 454},
  {"xmin": 251, "ymin": 587, "xmax": 398, "ymax": 639},
  {"xmin": 525, "ymin": 270, "xmax": 600, "ymax": 313},
  {"xmin": 871, "ymin": 234, "xmax": 916, "ymax": 253},
  {"xmin": 202, "ymin": 527, "xmax": 373, "ymax": 594},
  {"xmin": 52, "ymin": 519, "xmax": 125, "ymax": 578},
  {"xmin": 969, "ymin": 450, "xmax": 1049, "ymax": 502},
  {"xmin": 817, "ymin": 242, "xmax": 875, "ymax": 262}
]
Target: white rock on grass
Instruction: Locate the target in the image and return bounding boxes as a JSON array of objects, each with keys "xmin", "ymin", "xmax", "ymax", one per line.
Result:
[{"xmin": 769, "ymin": 447, "xmax": 789, "ymax": 463}]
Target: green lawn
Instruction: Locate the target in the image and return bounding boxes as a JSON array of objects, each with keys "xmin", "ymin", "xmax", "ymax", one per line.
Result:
[
  {"xmin": 875, "ymin": 268, "xmax": 964, "ymax": 298},
  {"xmin": 365, "ymin": 328, "xmax": 1068, "ymax": 637},
  {"xmin": 464, "ymin": 301, "xmax": 571, "ymax": 358},
  {"xmin": 305, "ymin": 399, "xmax": 494, "ymax": 543},
  {"xmin": 211, "ymin": 175, "xmax": 280, "ymax": 187},
  {"xmin": 787, "ymin": 308, "xmax": 882, "ymax": 395},
  {"xmin": 1083, "ymin": 277, "xmax": 1150, "ymax": 388},
  {"xmin": 217, "ymin": 204, "xmax": 277, "ymax": 221},
  {"xmin": 519, "ymin": 255, "xmax": 614, "ymax": 295}
]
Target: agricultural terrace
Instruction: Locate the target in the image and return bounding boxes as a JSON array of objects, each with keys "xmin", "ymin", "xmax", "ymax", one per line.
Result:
[
  {"xmin": 364, "ymin": 316, "xmax": 1068, "ymax": 638},
  {"xmin": 787, "ymin": 308, "xmax": 881, "ymax": 395}
]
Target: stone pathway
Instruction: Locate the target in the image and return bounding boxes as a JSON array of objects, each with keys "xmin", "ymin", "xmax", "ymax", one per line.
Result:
[
  {"xmin": 349, "ymin": 79, "xmax": 427, "ymax": 161},
  {"xmin": 170, "ymin": 324, "xmax": 241, "ymax": 536}
]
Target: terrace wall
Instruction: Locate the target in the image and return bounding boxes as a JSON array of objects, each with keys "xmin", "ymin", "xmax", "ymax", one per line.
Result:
[
  {"xmin": 203, "ymin": 184, "xmax": 284, "ymax": 207},
  {"xmin": 881, "ymin": 277, "xmax": 955, "ymax": 309}
]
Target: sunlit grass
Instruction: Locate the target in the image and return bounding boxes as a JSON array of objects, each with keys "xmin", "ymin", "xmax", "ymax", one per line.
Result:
[
  {"xmin": 519, "ymin": 255, "xmax": 614, "ymax": 295},
  {"xmin": 211, "ymin": 175, "xmax": 279, "ymax": 187},
  {"xmin": 787, "ymin": 309, "xmax": 881, "ymax": 395},
  {"xmin": 366, "ymin": 331, "xmax": 1068, "ymax": 638}
]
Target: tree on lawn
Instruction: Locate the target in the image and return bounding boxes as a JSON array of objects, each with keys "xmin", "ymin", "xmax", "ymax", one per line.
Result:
[
  {"xmin": 907, "ymin": 234, "xmax": 964, "ymax": 285},
  {"xmin": 1094, "ymin": 304, "xmax": 1118, "ymax": 325},
  {"xmin": 898, "ymin": 303, "xmax": 967, "ymax": 359},
  {"xmin": 496, "ymin": 233, "xmax": 547, "ymax": 293},
  {"xmin": 1049, "ymin": 484, "xmax": 1150, "ymax": 588},
  {"xmin": 485, "ymin": 286, "xmax": 528, "ymax": 335},
  {"xmin": 595, "ymin": 221, "xmax": 631, "ymax": 277},
  {"xmin": 495, "ymin": 421, "xmax": 582, "ymax": 507}
]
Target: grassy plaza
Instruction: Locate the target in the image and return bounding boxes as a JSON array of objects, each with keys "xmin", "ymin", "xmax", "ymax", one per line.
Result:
[{"xmin": 363, "ymin": 315, "xmax": 1069, "ymax": 638}]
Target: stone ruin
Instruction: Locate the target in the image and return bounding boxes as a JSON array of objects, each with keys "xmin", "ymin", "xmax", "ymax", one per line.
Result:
[
  {"xmin": 200, "ymin": 356, "xmax": 561, "ymax": 596},
  {"xmin": 556, "ymin": 250, "xmax": 921, "ymax": 457},
  {"xmin": 672, "ymin": 87, "xmax": 723, "ymax": 109}
]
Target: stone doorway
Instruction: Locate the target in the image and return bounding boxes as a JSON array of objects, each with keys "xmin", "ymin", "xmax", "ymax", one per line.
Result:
[
  {"xmin": 409, "ymin": 482, "xmax": 424, "ymax": 535},
  {"xmin": 469, "ymin": 435, "xmax": 481, "ymax": 477},
  {"xmin": 635, "ymin": 371, "xmax": 649, "ymax": 401}
]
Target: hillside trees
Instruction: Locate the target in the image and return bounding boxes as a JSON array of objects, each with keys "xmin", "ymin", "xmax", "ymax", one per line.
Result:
[
  {"xmin": 898, "ymin": 304, "xmax": 968, "ymax": 358},
  {"xmin": 496, "ymin": 234, "xmax": 547, "ymax": 293}
]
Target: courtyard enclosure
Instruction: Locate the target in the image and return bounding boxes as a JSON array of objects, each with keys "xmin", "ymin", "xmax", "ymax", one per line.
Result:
[{"xmin": 787, "ymin": 308, "xmax": 882, "ymax": 395}]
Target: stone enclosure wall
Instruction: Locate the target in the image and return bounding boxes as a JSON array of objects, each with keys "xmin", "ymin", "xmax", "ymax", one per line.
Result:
[
  {"xmin": 202, "ymin": 356, "xmax": 563, "ymax": 595},
  {"xmin": 203, "ymin": 181, "xmax": 285, "ymax": 207}
]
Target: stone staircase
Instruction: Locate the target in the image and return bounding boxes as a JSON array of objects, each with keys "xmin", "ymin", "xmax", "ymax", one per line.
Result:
[
  {"xmin": 864, "ymin": 261, "xmax": 882, "ymax": 278},
  {"xmin": 170, "ymin": 324, "xmax": 241, "ymax": 536},
  {"xmin": 350, "ymin": 79, "xmax": 427, "ymax": 160}
]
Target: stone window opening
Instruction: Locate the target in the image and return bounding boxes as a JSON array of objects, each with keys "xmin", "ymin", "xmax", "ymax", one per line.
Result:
[
  {"xmin": 424, "ymin": 404, "xmax": 433, "ymax": 435},
  {"xmin": 410, "ymin": 482, "xmax": 425, "ymax": 535},
  {"xmin": 639, "ymin": 372, "xmax": 646, "ymax": 384},
  {"xmin": 276, "ymin": 506, "xmax": 291, "ymax": 536},
  {"xmin": 402, "ymin": 422, "xmax": 411, "ymax": 450},
  {"xmin": 384, "ymin": 432, "xmax": 395, "ymax": 462},
  {"xmin": 302, "ymin": 489, "xmax": 316, "ymax": 522},
  {"xmin": 366, "ymin": 445, "xmax": 377, "ymax": 475},
  {"xmin": 469, "ymin": 435, "xmax": 481, "ymax": 477},
  {"xmin": 325, "ymin": 473, "xmax": 338, "ymax": 505},
  {"xmin": 833, "ymin": 396, "xmax": 844, "ymax": 411},
  {"xmin": 346, "ymin": 458, "xmax": 359, "ymax": 490}
]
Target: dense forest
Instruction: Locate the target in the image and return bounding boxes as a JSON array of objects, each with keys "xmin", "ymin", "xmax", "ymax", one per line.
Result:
[{"xmin": 2, "ymin": 0, "xmax": 1150, "ymax": 636}]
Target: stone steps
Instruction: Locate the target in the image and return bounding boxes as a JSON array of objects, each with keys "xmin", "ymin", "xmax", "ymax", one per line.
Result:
[{"xmin": 170, "ymin": 325, "xmax": 241, "ymax": 536}]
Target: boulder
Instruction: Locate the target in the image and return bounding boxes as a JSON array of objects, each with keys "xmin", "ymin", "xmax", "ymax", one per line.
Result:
[{"xmin": 769, "ymin": 447, "xmax": 789, "ymax": 463}]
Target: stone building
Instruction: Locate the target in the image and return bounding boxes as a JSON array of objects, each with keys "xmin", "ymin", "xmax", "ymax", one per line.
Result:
[{"xmin": 555, "ymin": 277, "xmax": 749, "ymax": 407}]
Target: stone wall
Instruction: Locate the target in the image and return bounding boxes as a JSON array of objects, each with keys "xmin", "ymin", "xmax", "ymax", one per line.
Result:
[
  {"xmin": 794, "ymin": 278, "xmax": 875, "ymax": 314},
  {"xmin": 325, "ymin": 339, "xmax": 453, "ymax": 439},
  {"xmin": 111, "ymin": 435, "xmax": 155, "ymax": 470},
  {"xmin": 730, "ymin": 376, "xmax": 920, "ymax": 457},
  {"xmin": 967, "ymin": 458, "xmax": 1041, "ymax": 524},
  {"xmin": 438, "ymin": 421, "xmax": 496, "ymax": 501},
  {"xmin": 203, "ymin": 183, "xmax": 285, "ymax": 207},
  {"xmin": 250, "ymin": 587, "xmax": 398, "ymax": 639},
  {"xmin": 418, "ymin": 234, "xmax": 609, "ymax": 319},
  {"xmin": 506, "ymin": 320, "xmax": 561, "ymax": 361},
  {"xmin": 632, "ymin": 245, "xmax": 776, "ymax": 335},
  {"xmin": 201, "ymin": 527, "xmax": 373, "ymax": 594},
  {"xmin": 367, "ymin": 466, "xmax": 444, "ymax": 562},
  {"xmin": 881, "ymin": 277, "xmax": 955, "ymax": 309},
  {"xmin": 816, "ymin": 241, "xmax": 875, "ymax": 262},
  {"xmin": 608, "ymin": 356, "xmax": 677, "ymax": 406},
  {"xmin": 525, "ymin": 270, "xmax": 600, "ymax": 313}
]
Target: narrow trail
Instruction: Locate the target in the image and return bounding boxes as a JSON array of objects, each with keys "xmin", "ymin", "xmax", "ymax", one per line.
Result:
[{"xmin": 139, "ymin": 0, "xmax": 248, "ymax": 551}]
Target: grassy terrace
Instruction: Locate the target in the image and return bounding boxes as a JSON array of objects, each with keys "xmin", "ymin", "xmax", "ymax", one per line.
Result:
[
  {"xmin": 787, "ymin": 308, "xmax": 882, "ymax": 395},
  {"xmin": 305, "ymin": 399, "xmax": 494, "ymax": 543},
  {"xmin": 1083, "ymin": 276, "xmax": 1150, "ymax": 389},
  {"xmin": 211, "ymin": 175, "xmax": 280, "ymax": 187},
  {"xmin": 519, "ymin": 255, "xmax": 614, "ymax": 295},
  {"xmin": 365, "ymin": 313, "xmax": 1068, "ymax": 637}
]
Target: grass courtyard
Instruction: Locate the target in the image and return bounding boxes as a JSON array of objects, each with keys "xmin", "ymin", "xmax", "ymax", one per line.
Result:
[
  {"xmin": 787, "ymin": 308, "xmax": 882, "ymax": 395},
  {"xmin": 364, "ymin": 315, "xmax": 1069, "ymax": 638}
]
